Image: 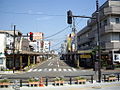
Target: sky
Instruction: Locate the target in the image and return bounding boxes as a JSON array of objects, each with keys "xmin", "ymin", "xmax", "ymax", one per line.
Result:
[{"xmin": 0, "ymin": 0, "xmax": 106, "ymax": 51}]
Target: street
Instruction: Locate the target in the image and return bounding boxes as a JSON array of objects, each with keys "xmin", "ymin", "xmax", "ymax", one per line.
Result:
[
  {"xmin": 1, "ymin": 57, "xmax": 120, "ymax": 79},
  {"xmin": 1, "ymin": 57, "xmax": 94, "ymax": 79}
]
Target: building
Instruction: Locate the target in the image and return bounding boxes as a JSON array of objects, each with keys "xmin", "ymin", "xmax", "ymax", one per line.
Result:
[
  {"xmin": 28, "ymin": 32, "xmax": 44, "ymax": 52},
  {"xmin": 43, "ymin": 41, "xmax": 50, "ymax": 53},
  {"xmin": 77, "ymin": 0, "xmax": 120, "ymax": 64},
  {"xmin": 0, "ymin": 30, "xmax": 22, "ymax": 69},
  {"xmin": 33, "ymin": 32, "xmax": 44, "ymax": 40}
]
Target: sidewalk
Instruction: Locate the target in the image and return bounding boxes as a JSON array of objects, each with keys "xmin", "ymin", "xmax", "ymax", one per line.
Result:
[{"xmin": 0, "ymin": 81, "xmax": 120, "ymax": 90}]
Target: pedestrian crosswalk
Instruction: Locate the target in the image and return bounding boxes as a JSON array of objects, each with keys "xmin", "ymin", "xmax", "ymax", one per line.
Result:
[{"xmin": 28, "ymin": 68, "xmax": 77, "ymax": 72}]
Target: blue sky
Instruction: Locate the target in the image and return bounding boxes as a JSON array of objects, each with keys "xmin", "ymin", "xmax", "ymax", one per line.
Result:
[{"xmin": 0, "ymin": 0, "xmax": 106, "ymax": 51}]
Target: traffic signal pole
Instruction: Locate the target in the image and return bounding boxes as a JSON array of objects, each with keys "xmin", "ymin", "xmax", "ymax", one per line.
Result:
[
  {"xmin": 96, "ymin": 0, "xmax": 101, "ymax": 83},
  {"xmin": 67, "ymin": 0, "xmax": 101, "ymax": 82}
]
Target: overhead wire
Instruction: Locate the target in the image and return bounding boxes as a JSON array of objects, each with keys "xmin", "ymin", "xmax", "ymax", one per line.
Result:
[
  {"xmin": 0, "ymin": 11, "xmax": 65, "ymax": 16},
  {"xmin": 51, "ymin": 39, "xmax": 65, "ymax": 48},
  {"xmin": 44, "ymin": 26, "xmax": 70, "ymax": 39}
]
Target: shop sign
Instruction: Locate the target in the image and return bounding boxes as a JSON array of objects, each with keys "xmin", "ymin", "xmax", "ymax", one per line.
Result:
[{"xmin": 80, "ymin": 54, "xmax": 91, "ymax": 58}]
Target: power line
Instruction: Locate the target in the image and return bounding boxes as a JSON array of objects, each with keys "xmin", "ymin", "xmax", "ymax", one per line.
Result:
[
  {"xmin": 52, "ymin": 47, "xmax": 61, "ymax": 51},
  {"xmin": 45, "ymin": 37, "xmax": 65, "ymax": 41},
  {"xmin": 51, "ymin": 40, "xmax": 64, "ymax": 48},
  {"xmin": 0, "ymin": 11, "xmax": 65, "ymax": 17},
  {"xmin": 44, "ymin": 26, "xmax": 70, "ymax": 39}
]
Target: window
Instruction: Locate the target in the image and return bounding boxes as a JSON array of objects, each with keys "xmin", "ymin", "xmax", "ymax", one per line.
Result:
[
  {"xmin": 104, "ymin": 19, "xmax": 107, "ymax": 26},
  {"xmin": 0, "ymin": 58, "xmax": 3, "ymax": 64},
  {"xmin": 100, "ymin": 22, "xmax": 102, "ymax": 28},
  {"xmin": 115, "ymin": 18, "xmax": 120, "ymax": 23},
  {"xmin": 111, "ymin": 33, "xmax": 120, "ymax": 42}
]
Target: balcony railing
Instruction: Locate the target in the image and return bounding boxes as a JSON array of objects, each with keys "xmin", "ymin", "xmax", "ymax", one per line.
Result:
[{"xmin": 104, "ymin": 6, "xmax": 120, "ymax": 15}]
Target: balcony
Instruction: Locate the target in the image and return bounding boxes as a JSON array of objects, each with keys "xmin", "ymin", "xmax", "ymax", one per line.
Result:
[
  {"xmin": 104, "ymin": 6, "xmax": 120, "ymax": 15},
  {"xmin": 77, "ymin": 38, "xmax": 90, "ymax": 45},
  {"xmin": 105, "ymin": 42, "xmax": 120, "ymax": 50},
  {"xmin": 105, "ymin": 24, "xmax": 120, "ymax": 33}
]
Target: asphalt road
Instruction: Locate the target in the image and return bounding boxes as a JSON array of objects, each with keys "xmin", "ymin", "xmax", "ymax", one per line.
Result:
[
  {"xmin": 1, "ymin": 57, "xmax": 94, "ymax": 79},
  {"xmin": 1, "ymin": 57, "xmax": 120, "ymax": 79}
]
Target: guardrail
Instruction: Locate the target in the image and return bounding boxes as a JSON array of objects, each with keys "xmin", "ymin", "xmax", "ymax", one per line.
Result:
[{"xmin": 0, "ymin": 73, "xmax": 120, "ymax": 88}]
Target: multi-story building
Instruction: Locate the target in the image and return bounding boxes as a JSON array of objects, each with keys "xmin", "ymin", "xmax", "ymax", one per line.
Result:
[
  {"xmin": 0, "ymin": 30, "xmax": 22, "ymax": 69},
  {"xmin": 77, "ymin": 0, "xmax": 120, "ymax": 63},
  {"xmin": 28, "ymin": 32, "xmax": 44, "ymax": 52},
  {"xmin": 43, "ymin": 41, "xmax": 50, "ymax": 53}
]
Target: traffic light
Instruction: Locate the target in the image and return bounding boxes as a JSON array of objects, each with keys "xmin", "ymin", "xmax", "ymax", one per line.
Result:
[
  {"xmin": 67, "ymin": 10, "xmax": 73, "ymax": 24},
  {"xmin": 29, "ymin": 32, "xmax": 33, "ymax": 41}
]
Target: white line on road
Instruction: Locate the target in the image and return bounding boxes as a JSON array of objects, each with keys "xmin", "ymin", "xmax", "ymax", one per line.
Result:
[
  {"xmin": 72, "ymin": 68, "xmax": 77, "ymax": 71},
  {"xmin": 33, "ymin": 69, "xmax": 37, "ymax": 72},
  {"xmin": 38, "ymin": 69, "xmax": 42, "ymax": 71},
  {"xmin": 63, "ymin": 69, "xmax": 67, "ymax": 71},
  {"xmin": 57, "ymin": 62, "xmax": 59, "ymax": 68},
  {"xmin": 58, "ymin": 68, "xmax": 62, "ymax": 71},
  {"xmin": 53, "ymin": 68, "xmax": 57, "ymax": 71},
  {"xmin": 28, "ymin": 69, "xmax": 33, "ymax": 72},
  {"xmin": 48, "ymin": 68, "xmax": 52, "ymax": 71},
  {"xmin": 68, "ymin": 69, "xmax": 72, "ymax": 71},
  {"xmin": 48, "ymin": 62, "xmax": 52, "ymax": 66},
  {"xmin": 44, "ymin": 68, "xmax": 47, "ymax": 71}
]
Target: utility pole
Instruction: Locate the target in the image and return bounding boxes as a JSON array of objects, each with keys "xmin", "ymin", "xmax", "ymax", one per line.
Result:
[
  {"xmin": 13, "ymin": 25, "xmax": 16, "ymax": 73},
  {"xmin": 96, "ymin": 0, "xmax": 101, "ymax": 83},
  {"xmin": 67, "ymin": 1, "xmax": 101, "ymax": 82},
  {"xmin": 72, "ymin": 17, "xmax": 79, "ymax": 67}
]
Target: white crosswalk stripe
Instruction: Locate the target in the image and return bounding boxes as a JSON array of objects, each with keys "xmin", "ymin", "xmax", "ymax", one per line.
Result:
[
  {"xmin": 38, "ymin": 69, "xmax": 42, "ymax": 71},
  {"xmin": 58, "ymin": 69, "xmax": 62, "ymax": 71},
  {"xmin": 72, "ymin": 68, "xmax": 77, "ymax": 71},
  {"xmin": 32, "ymin": 69, "xmax": 37, "ymax": 72},
  {"xmin": 68, "ymin": 69, "xmax": 72, "ymax": 71},
  {"xmin": 43, "ymin": 68, "xmax": 47, "ymax": 71},
  {"xmin": 29, "ymin": 68, "xmax": 77, "ymax": 72},
  {"xmin": 53, "ymin": 69, "xmax": 57, "ymax": 71},
  {"xmin": 48, "ymin": 68, "xmax": 52, "ymax": 71},
  {"xmin": 63, "ymin": 69, "xmax": 67, "ymax": 71},
  {"xmin": 28, "ymin": 69, "xmax": 33, "ymax": 72}
]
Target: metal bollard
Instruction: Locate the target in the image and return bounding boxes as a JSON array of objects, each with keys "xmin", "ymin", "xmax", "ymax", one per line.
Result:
[
  {"xmin": 20, "ymin": 79, "xmax": 22, "ymax": 87},
  {"xmin": 45, "ymin": 77, "xmax": 48, "ymax": 86},
  {"xmin": 70, "ymin": 77, "xmax": 72, "ymax": 85}
]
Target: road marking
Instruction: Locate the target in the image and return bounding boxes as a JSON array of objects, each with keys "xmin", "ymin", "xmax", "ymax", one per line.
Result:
[
  {"xmin": 57, "ymin": 62, "xmax": 59, "ymax": 67},
  {"xmin": 48, "ymin": 62, "xmax": 52, "ymax": 66},
  {"xmin": 63, "ymin": 69, "xmax": 67, "ymax": 71},
  {"xmin": 28, "ymin": 68, "xmax": 78, "ymax": 72},
  {"xmin": 51, "ymin": 64, "xmax": 53, "ymax": 66},
  {"xmin": 33, "ymin": 69, "xmax": 37, "ymax": 72},
  {"xmin": 28, "ymin": 69, "xmax": 33, "ymax": 72},
  {"xmin": 48, "ymin": 68, "xmax": 52, "ymax": 71},
  {"xmin": 68, "ymin": 69, "xmax": 72, "ymax": 71},
  {"xmin": 38, "ymin": 69, "xmax": 42, "ymax": 71},
  {"xmin": 44, "ymin": 68, "xmax": 47, "ymax": 71},
  {"xmin": 53, "ymin": 68, "xmax": 57, "ymax": 71},
  {"xmin": 72, "ymin": 68, "xmax": 77, "ymax": 71},
  {"xmin": 58, "ymin": 68, "xmax": 62, "ymax": 71}
]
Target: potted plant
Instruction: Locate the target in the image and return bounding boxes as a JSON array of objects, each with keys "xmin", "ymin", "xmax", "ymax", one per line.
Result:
[
  {"xmin": 0, "ymin": 79, "xmax": 10, "ymax": 88},
  {"xmin": 54, "ymin": 77, "xmax": 64, "ymax": 86},
  {"xmin": 75, "ymin": 77, "xmax": 86, "ymax": 84},
  {"xmin": 107, "ymin": 75, "xmax": 117, "ymax": 82},
  {"xmin": 28, "ymin": 78, "xmax": 39, "ymax": 87}
]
